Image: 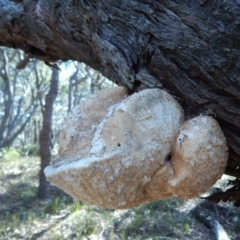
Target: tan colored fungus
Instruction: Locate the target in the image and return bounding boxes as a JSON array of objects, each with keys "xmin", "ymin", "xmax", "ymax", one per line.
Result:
[
  {"xmin": 168, "ymin": 116, "xmax": 228, "ymax": 199},
  {"xmin": 44, "ymin": 87, "xmax": 184, "ymax": 209},
  {"xmin": 44, "ymin": 87, "xmax": 228, "ymax": 209},
  {"xmin": 54, "ymin": 86, "xmax": 128, "ymax": 166}
]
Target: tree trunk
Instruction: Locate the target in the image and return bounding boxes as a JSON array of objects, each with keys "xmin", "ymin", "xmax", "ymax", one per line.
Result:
[
  {"xmin": 1, "ymin": 0, "xmax": 240, "ymax": 204},
  {"xmin": 37, "ymin": 68, "xmax": 59, "ymax": 199}
]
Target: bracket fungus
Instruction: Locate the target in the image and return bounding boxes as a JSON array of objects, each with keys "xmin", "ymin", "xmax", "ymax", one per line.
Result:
[
  {"xmin": 44, "ymin": 87, "xmax": 228, "ymax": 209},
  {"xmin": 167, "ymin": 116, "xmax": 229, "ymax": 199}
]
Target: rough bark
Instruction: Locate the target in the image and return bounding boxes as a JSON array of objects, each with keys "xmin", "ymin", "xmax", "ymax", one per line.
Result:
[
  {"xmin": 1, "ymin": 0, "xmax": 240, "ymax": 203},
  {"xmin": 37, "ymin": 68, "xmax": 59, "ymax": 199}
]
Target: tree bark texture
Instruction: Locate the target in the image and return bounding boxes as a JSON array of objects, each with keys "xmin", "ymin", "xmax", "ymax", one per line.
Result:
[
  {"xmin": 37, "ymin": 68, "xmax": 59, "ymax": 199},
  {"xmin": 1, "ymin": 0, "xmax": 240, "ymax": 204}
]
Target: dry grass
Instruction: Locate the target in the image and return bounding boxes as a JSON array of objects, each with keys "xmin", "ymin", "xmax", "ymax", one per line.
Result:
[{"xmin": 0, "ymin": 150, "xmax": 240, "ymax": 240}]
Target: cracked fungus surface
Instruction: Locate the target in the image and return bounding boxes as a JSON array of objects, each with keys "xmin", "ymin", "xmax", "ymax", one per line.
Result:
[{"xmin": 45, "ymin": 88, "xmax": 184, "ymax": 209}]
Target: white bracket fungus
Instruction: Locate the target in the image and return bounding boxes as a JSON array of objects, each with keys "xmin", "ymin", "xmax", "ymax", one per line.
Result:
[{"xmin": 44, "ymin": 87, "xmax": 228, "ymax": 209}]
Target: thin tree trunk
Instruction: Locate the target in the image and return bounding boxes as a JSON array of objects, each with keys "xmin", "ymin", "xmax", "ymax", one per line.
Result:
[
  {"xmin": 67, "ymin": 68, "xmax": 78, "ymax": 112},
  {"xmin": 37, "ymin": 68, "xmax": 59, "ymax": 199},
  {"xmin": 33, "ymin": 119, "xmax": 37, "ymax": 144}
]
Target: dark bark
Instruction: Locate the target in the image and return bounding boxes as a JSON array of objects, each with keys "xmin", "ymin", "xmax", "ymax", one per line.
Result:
[
  {"xmin": 33, "ymin": 119, "xmax": 37, "ymax": 144},
  {"xmin": 1, "ymin": 0, "xmax": 240, "ymax": 203},
  {"xmin": 192, "ymin": 201, "xmax": 231, "ymax": 240},
  {"xmin": 37, "ymin": 68, "xmax": 59, "ymax": 199}
]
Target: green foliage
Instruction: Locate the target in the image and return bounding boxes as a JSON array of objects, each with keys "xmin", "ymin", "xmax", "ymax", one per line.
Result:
[
  {"xmin": 0, "ymin": 147, "xmax": 20, "ymax": 162},
  {"xmin": 71, "ymin": 201, "xmax": 82, "ymax": 213},
  {"xmin": 20, "ymin": 144, "xmax": 39, "ymax": 157},
  {"xmin": 44, "ymin": 197, "xmax": 60, "ymax": 215},
  {"xmin": 183, "ymin": 222, "xmax": 190, "ymax": 233}
]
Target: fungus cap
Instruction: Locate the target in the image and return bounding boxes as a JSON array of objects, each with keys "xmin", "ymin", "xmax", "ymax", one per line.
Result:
[
  {"xmin": 168, "ymin": 116, "xmax": 228, "ymax": 199},
  {"xmin": 44, "ymin": 87, "xmax": 184, "ymax": 209},
  {"xmin": 53, "ymin": 86, "xmax": 128, "ymax": 166}
]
